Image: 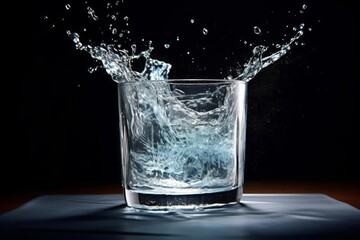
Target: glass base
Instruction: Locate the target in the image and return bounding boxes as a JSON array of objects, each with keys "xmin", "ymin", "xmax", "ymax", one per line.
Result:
[{"xmin": 124, "ymin": 187, "xmax": 243, "ymax": 210}]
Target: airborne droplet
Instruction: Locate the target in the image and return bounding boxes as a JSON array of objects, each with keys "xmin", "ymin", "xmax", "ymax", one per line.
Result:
[
  {"xmin": 253, "ymin": 26, "xmax": 261, "ymax": 35},
  {"xmin": 87, "ymin": 6, "xmax": 99, "ymax": 21}
]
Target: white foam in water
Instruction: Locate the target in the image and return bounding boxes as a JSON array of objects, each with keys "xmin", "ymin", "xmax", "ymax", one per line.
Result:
[{"xmin": 59, "ymin": 2, "xmax": 308, "ymax": 193}]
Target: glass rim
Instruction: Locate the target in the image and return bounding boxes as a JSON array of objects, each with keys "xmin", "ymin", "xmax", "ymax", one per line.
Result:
[{"xmin": 118, "ymin": 79, "xmax": 248, "ymax": 86}]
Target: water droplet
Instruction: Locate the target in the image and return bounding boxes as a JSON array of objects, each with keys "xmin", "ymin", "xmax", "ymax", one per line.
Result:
[
  {"xmin": 124, "ymin": 16, "xmax": 129, "ymax": 21},
  {"xmin": 300, "ymin": 23, "xmax": 305, "ymax": 29},
  {"xmin": 176, "ymin": 36, "xmax": 180, "ymax": 41},
  {"xmin": 44, "ymin": 16, "xmax": 48, "ymax": 20},
  {"xmin": 111, "ymin": 15, "xmax": 117, "ymax": 21},
  {"xmin": 87, "ymin": 6, "xmax": 99, "ymax": 21},
  {"xmin": 51, "ymin": 24, "xmax": 56, "ymax": 28},
  {"xmin": 131, "ymin": 44, "xmax": 137, "ymax": 55},
  {"xmin": 115, "ymin": 0, "xmax": 120, "ymax": 5},
  {"xmin": 253, "ymin": 26, "xmax": 261, "ymax": 35},
  {"xmin": 202, "ymin": 28, "xmax": 208, "ymax": 35},
  {"xmin": 88, "ymin": 66, "xmax": 98, "ymax": 73},
  {"xmin": 65, "ymin": 4, "xmax": 71, "ymax": 10},
  {"xmin": 302, "ymin": 4, "xmax": 307, "ymax": 10},
  {"xmin": 308, "ymin": 27, "xmax": 312, "ymax": 31},
  {"xmin": 244, "ymin": 41, "xmax": 247, "ymax": 45},
  {"xmin": 119, "ymin": 33, "xmax": 123, "ymax": 38},
  {"xmin": 83, "ymin": 28, "xmax": 87, "ymax": 32},
  {"xmin": 190, "ymin": 19, "xmax": 194, "ymax": 24},
  {"xmin": 112, "ymin": 28, "xmax": 117, "ymax": 34},
  {"xmin": 164, "ymin": 44, "xmax": 170, "ymax": 49},
  {"xmin": 293, "ymin": 30, "xmax": 303, "ymax": 40},
  {"xmin": 293, "ymin": 27, "xmax": 297, "ymax": 31},
  {"xmin": 186, "ymin": 51, "xmax": 190, "ymax": 55},
  {"xmin": 127, "ymin": 30, "xmax": 130, "ymax": 34}
]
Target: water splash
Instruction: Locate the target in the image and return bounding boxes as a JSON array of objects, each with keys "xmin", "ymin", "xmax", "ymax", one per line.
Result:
[
  {"xmin": 63, "ymin": 2, "xmax": 308, "ymax": 84},
  {"xmin": 69, "ymin": 25, "xmax": 304, "ymax": 83},
  {"xmin": 60, "ymin": 2, "xmax": 309, "ymax": 191}
]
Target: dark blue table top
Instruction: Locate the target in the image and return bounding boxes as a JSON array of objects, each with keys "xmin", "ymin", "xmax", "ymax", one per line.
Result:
[{"xmin": 1, "ymin": 194, "xmax": 359, "ymax": 239}]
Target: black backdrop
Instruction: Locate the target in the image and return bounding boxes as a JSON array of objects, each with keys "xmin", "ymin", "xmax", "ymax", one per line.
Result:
[{"xmin": 4, "ymin": 0, "xmax": 358, "ymax": 194}]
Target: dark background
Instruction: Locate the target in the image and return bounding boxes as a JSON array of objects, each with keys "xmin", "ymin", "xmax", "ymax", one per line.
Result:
[{"xmin": 4, "ymin": 0, "xmax": 358, "ymax": 195}]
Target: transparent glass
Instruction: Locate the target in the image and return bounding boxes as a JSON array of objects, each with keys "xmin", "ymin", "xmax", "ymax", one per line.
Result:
[{"xmin": 118, "ymin": 79, "xmax": 247, "ymax": 210}]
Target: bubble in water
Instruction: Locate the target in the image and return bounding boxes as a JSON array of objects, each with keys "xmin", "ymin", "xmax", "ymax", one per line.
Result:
[
  {"xmin": 302, "ymin": 4, "xmax": 307, "ymax": 10},
  {"xmin": 187, "ymin": 51, "xmax": 190, "ymax": 55},
  {"xmin": 164, "ymin": 44, "xmax": 170, "ymax": 49},
  {"xmin": 202, "ymin": 28, "xmax": 208, "ymax": 35},
  {"xmin": 243, "ymin": 41, "xmax": 247, "ymax": 45},
  {"xmin": 253, "ymin": 26, "xmax": 261, "ymax": 35},
  {"xmin": 300, "ymin": 23, "xmax": 305, "ymax": 29},
  {"xmin": 111, "ymin": 15, "xmax": 117, "ymax": 21},
  {"xmin": 83, "ymin": 28, "xmax": 87, "ymax": 32},
  {"xmin": 119, "ymin": 33, "xmax": 123, "ymax": 38},
  {"xmin": 124, "ymin": 16, "xmax": 129, "ymax": 21},
  {"xmin": 112, "ymin": 28, "xmax": 117, "ymax": 34},
  {"xmin": 176, "ymin": 36, "xmax": 180, "ymax": 41},
  {"xmin": 65, "ymin": 4, "xmax": 71, "ymax": 10},
  {"xmin": 275, "ymin": 44, "xmax": 281, "ymax": 48},
  {"xmin": 44, "ymin": 16, "xmax": 48, "ymax": 20},
  {"xmin": 190, "ymin": 19, "xmax": 194, "ymax": 24},
  {"xmin": 308, "ymin": 27, "xmax": 312, "ymax": 31},
  {"xmin": 293, "ymin": 27, "xmax": 297, "ymax": 31}
]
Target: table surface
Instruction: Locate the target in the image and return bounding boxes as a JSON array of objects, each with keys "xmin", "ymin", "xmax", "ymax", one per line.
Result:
[
  {"xmin": 1, "ymin": 193, "xmax": 360, "ymax": 240},
  {"xmin": 1, "ymin": 181, "xmax": 359, "ymax": 214}
]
